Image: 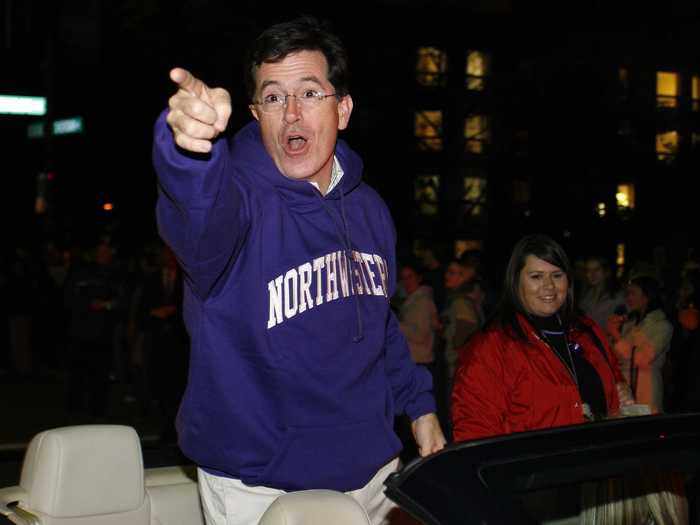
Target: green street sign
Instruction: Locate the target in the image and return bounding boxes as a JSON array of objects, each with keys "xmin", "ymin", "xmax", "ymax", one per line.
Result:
[
  {"xmin": 0, "ymin": 95, "xmax": 47, "ymax": 115},
  {"xmin": 26, "ymin": 117, "xmax": 84, "ymax": 138}
]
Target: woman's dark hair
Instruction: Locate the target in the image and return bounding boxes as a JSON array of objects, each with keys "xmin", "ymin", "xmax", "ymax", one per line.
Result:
[
  {"xmin": 628, "ymin": 275, "xmax": 664, "ymax": 321},
  {"xmin": 492, "ymin": 234, "xmax": 575, "ymax": 340},
  {"xmin": 244, "ymin": 16, "xmax": 350, "ymax": 102}
]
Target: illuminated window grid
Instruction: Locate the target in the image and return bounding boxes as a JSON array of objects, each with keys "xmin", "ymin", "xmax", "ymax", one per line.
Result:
[
  {"xmin": 455, "ymin": 240, "xmax": 482, "ymax": 259},
  {"xmin": 416, "ymin": 47, "xmax": 448, "ymax": 87},
  {"xmin": 465, "ymin": 115, "xmax": 490, "ymax": 154},
  {"xmin": 466, "ymin": 51, "xmax": 488, "ymax": 91},
  {"xmin": 415, "ymin": 175, "xmax": 440, "ymax": 216},
  {"xmin": 692, "ymin": 132, "xmax": 700, "ymax": 148},
  {"xmin": 656, "ymin": 131, "xmax": 679, "ymax": 160},
  {"xmin": 415, "ymin": 111, "xmax": 443, "ymax": 151},
  {"xmin": 656, "ymin": 71, "xmax": 679, "ymax": 108},
  {"xmin": 616, "ymin": 243, "xmax": 626, "ymax": 279},
  {"xmin": 616, "ymin": 184, "xmax": 635, "ymax": 210},
  {"xmin": 596, "ymin": 202, "xmax": 607, "ymax": 218},
  {"xmin": 692, "ymin": 75, "xmax": 699, "ymax": 111},
  {"xmin": 463, "ymin": 176, "xmax": 487, "ymax": 216}
]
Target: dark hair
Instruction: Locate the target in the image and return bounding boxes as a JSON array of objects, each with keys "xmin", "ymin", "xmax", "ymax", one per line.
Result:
[
  {"xmin": 459, "ymin": 249, "xmax": 482, "ymax": 276},
  {"xmin": 584, "ymin": 255, "xmax": 620, "ymax": 296},
  {"xmin": 493, "ymin": 234, "xmax": 575, "ymax": 340},
  {"xmin": 628, "ymin": 275, "xmax": 664, "ymax": 321},
  {"xmin": 244, "ymin": 16, "xmax": 350, "ymax": 102},
  {"xmin": 400, "ymin": 255, "xmax": 426, "ymax": 277}
]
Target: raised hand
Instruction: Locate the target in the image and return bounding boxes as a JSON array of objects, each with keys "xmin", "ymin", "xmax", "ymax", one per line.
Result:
[
  {"xmin": 606, "ymin": 314, "xmax": 625, "ymax": 341},
  {"xmin": 166, "ymin": 68, "xmax": 232, "ymax": 153}
]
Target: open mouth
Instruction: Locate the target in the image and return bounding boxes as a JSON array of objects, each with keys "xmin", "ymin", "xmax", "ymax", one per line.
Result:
[{"xmin": 285, "ymin": 133, "xmax": 308, "ymax": 153}]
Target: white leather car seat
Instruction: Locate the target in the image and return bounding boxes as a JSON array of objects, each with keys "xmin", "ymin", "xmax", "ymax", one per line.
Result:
[
  {"xmin": 258, "ymin": 490, "xmax": 371, "ymax": 525},
  {"xmin": 1, "ymin": 425, "xmax": 150, "ymax": 525},
  {"xmin": 0, "ymin": 425, "xmax": 204, "ymax": 525}
]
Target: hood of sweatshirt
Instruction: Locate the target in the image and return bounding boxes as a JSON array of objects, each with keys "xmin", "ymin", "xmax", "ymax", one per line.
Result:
[{"xmin": 230, "ymin": 120, "xmax": 363, "ymax": 211}]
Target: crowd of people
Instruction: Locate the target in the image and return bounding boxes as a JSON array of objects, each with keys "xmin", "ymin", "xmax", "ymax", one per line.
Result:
[
  {"xmin": 392, "ymin": 234, "xmax": 699, "ymax": 524},
  {"xmin": 0, "ymin": 234, "xmax": 189, "ymax": 442},
  {"xmin": 2, "ymin": 227, "xmax": 698, "ymax": 518},
  {"xmin": 6, "ymin": 230, "xmax": 697, "ymax": 433},
  {"xmin": 393, "ymin": 238, "xmax": 700, "ymax": 432}
]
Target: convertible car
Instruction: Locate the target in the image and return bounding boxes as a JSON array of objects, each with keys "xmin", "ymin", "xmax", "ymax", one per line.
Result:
[{"xmin": 1, "ymin": 413, "xmax": 699, "ymax": 525}]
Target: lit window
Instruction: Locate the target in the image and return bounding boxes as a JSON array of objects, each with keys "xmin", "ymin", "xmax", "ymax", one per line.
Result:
[
  {"xmin": 619, "ymin": 68, "xmax": 628, "ymax": 84},
  {"xmin": 616, "ymin": 184, "xmax": 635, "ymax": 210},
  {"xmin": 692, "ymin": 132, "xmax": 700, "ymax": 147},
  {"xmin": 596, "ymin": 202, "xmax": 606, "ymax": 217},
  {"xmin": 415, "ymin": 111, "xmax": 443, "ymax": 151},
  {"xmin": 415, "ymin": 175, "xmax": 440, "ymax": 216},
  {"xmin": 465, "ymin": 115, "xmax": 490, "ymax": 153},
  {"xmin": 463, "ymin": 176, "xmax": 487, "ymax": 216},
  {"xmin": 466, "ymin": 50, "xmax": 489, "ymax": 91},
  {"xmin": 616, "ymin": 243, "xmax": 626, "ymax": 278},
  {"xmin": 656, "ymin": 71, "xmax": 679, "ymax": 108},
  {"xmin": 455, "ymin": 240, "xmax": 482, "ymax": 259},
  {"xmin": 692, "ymin": 75, "xmax": 699, "ymax": 111},
  {"xmin": 656, "ymin": 130, "xmax": 678, "ymax": 160},
  {"xmin": 416, "ymin": 47, "xmax": 447, "ymax": 87}
]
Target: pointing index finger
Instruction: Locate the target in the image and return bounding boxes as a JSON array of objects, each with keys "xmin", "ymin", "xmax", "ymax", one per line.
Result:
[{"xmin": 170, "ymin": 67, "xmax": 201, "ymax": 95}]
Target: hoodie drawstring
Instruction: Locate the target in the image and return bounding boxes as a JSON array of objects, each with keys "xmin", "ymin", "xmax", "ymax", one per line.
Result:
[{"xmin": 314, "ymin": 185, "xmax": 364, "ymax": 342}]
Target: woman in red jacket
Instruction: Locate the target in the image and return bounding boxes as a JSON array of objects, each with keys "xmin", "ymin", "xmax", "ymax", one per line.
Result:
[{"xmin": 451, "ymin": 234, "xmax": 633, "ymax": 442}]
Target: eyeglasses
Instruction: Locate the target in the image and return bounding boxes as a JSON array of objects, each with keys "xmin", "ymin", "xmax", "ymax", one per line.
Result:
[{"xmin": 253, "ymin": 90, "xmax": 338, "ymax": 113}]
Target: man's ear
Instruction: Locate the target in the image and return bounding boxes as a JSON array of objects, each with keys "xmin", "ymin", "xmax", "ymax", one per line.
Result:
[
  {"xmin": 337, "ymin": 95, "xmax": 353, "ymax": 130},
  {"xmin": 249, "ymin": 104, "xmax": 260, "ymax": 121}
]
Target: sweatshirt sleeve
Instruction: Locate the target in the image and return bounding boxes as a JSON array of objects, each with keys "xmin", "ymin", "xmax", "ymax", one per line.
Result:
[
  {"xmin": 152, "ymin": 110, "xmax": 250, "ymax": 300},
  {"xmin": 385, "ymin": 309, "xmax": 436, "ymax": 421}
]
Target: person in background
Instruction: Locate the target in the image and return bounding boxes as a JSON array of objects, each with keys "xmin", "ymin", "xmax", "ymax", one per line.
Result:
[
  {"xmin": 578, "ymin": 255, "xmax": 624, "ymax": 336},
  {"xmin": 452, "ymin": 234, "xmax": 631, "ymax": 443},
  {"xmin": 417, "ymin": 242, "xmax": 447, "ymax": 312},
  {"xmin": 607, "ymin": 275, "xmax": 673, "ymax": 414},
  {"xmin": 398, "ymin": 258, "xmax": 439, "ymax": 372},
  {"xmin": 395, "ymin": 258, "xmax": 441, "ymax": 462},
  {"xmin": 63, "ymin": 235, "xmax": 127, "ymax": 420},
  {"xmin": 441, "ymin": 259, "xmax": 481, "ymax": 386},
  {"xmin": 668, "ymin": 269, "xmax": 700, "ymax": 411},
  {"xmin": 153, "ymin": 16, "xmax": 444, "ymax": 524},
  {"xmin": 133, "ymin": 243, "xmax": 187, "ymax": 442}
]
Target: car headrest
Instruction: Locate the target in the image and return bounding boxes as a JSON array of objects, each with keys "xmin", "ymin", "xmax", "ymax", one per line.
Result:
[
  {"xmin": 259, "ymin": 490, "xmax": 371, "ymax": 525},
  {"xmin": 19, "ymin": 425, "xmax": 147, "ymax": 519}
]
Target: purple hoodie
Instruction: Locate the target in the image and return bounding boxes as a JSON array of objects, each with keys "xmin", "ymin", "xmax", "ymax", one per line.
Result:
[{"xmin": 152, "ymin": 112, "xmax": 435, "ymax": 491}]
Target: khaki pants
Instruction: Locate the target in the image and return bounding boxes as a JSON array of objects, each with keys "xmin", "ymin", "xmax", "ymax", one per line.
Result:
[{"xmin": 198, "ymin": 458, "xmax": 399, "ymax": 525}]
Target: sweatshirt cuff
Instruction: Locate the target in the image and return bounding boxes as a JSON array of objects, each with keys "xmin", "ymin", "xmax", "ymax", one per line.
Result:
[
  {"xmin": 404, "ymin": 390, "xmax": 437, "ymax": 422},
  {"xmin": 154, "ymin": 108, "xmax": 226, "ymax": 172}
]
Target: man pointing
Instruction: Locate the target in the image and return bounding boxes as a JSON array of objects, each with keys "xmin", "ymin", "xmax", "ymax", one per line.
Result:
[{"xmin": 153, "ymin": 16, "xmax": 445, "ymax": 525}]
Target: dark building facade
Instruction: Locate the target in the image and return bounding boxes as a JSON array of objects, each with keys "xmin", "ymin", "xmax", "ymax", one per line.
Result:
[{"xmin": 3, "ymin": 1, "xmax": 700, "ymax": 281}]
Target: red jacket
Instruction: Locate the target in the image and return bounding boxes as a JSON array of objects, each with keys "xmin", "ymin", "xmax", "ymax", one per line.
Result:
[{"xmin": 452, "ymin": 314, "xmax": 623, "ymax": 443}]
